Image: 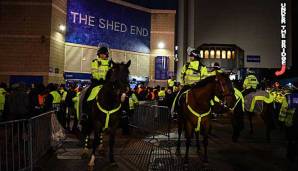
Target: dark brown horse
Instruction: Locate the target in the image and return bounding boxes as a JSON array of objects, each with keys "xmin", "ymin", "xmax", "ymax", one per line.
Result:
[
  {"xmin": 84, "ymin": 60, "xmax": 131, "ymax": 170},
  {"xmin": 176, "ymin": 72, "xmax": 236, "ymax": 166}
]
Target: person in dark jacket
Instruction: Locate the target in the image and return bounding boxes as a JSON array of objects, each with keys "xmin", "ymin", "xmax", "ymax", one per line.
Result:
[
  {"xmin": 64, "ymin": 84, "xmax": 76, "ymax": 131},
  {"xmin": 28, "ymin": 83, "xmax": 45, "ymax": 116},
  {"xmin": 7, "ymin": 83, "xmax": 30, "ymax": 120}
]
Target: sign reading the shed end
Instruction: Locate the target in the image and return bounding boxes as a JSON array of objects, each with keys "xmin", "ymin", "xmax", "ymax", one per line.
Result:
[{"xmin": 66, "ymin": 0, "xmax": 151, "ymax": 54}]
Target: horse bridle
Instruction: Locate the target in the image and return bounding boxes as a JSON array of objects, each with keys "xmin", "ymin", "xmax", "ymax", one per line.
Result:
[{"xmin": 215, "ymin": 76, "xmax": 234, "ymax": 109}]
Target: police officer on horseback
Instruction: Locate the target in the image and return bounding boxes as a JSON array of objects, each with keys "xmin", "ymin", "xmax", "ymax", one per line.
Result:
[
  {"xmin": 91, "ymin": 45, "xmax": 111, "ymax": 85},
  {"xmin": 171, "ymin": 47, "xmax": 208, "ymax": 114},
  {"xmin": 242, "ymin": 69, "xmax": 259, "ymax": 96},
  {"xmin": 81, "ymin": 44, "xmax": 112, "ymax": 127},
  {"xmin": 181, "ymin": 47, "xmax": 208, "ymax": 86}
]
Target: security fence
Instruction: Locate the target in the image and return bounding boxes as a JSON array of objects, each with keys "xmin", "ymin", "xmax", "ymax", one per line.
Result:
[
  {"xmin": 0, "ymin": 111, "xmax": 64, "ymax": 171},
  {"xmin": 130, "ymin": 103, "xmax": 171, "ymax": 139}
]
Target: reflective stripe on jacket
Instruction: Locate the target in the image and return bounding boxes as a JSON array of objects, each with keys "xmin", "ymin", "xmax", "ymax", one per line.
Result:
[
  {"xmin": 50, "ymin": 91, "xmax": 61, "ymax": 104},
  {"xmin": 181, "ymin": 61, "xmax": 208, "ymax": 85},
  {"xmin": 243, "ymin": 74, "xmax": 259, "ymax": 90}
]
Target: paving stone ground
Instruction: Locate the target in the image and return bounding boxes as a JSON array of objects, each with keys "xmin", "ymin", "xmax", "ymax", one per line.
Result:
[{"xmin": 36, "ymin": 116, "xmax": 298, "ymax": 171}]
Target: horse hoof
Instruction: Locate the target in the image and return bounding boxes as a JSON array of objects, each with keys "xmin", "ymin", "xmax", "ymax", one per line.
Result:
[{"xmin": 87, "ymin": 165, "xmax": 94, "ymax": 171}]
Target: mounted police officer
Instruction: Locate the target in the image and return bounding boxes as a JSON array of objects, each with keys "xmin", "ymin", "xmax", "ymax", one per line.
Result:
[
  {"xmin": 171, "ymin": 47, "xmax": 208, "ymax": 114},
  {"xmin": 180, "ymin": 47, "xmax": 208, "ymax": 91},
  {"xmin": 242, "ymin": 69, "xmax": 259, "ymax": 96},
  {"xmin": 91, "ymin": 45, "xmax": 111, "ymax": 86},
  {"xmin": 81, "ymin": 44, "xmax": 112, "ymax": 136}
]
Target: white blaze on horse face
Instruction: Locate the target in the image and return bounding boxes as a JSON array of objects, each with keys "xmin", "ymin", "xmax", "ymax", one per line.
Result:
[{"xmin": 121, "ymin": 93, "xmax": 126, "ymax": 102}]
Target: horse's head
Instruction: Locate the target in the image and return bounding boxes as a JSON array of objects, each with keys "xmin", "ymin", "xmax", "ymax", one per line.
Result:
[
  {"xmin": 214, "ymin": 72, "xmax": 236, "ymax": 109},
  {"xmin": 106, "ymin": 60, "xmax": 131, "ymax": 92}
]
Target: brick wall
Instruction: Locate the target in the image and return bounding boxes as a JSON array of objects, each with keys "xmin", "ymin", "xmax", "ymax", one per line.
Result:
[
  {"xmin": 48, "ymin": 0, "xmax": 67, "ymax": 84},
  {"xmin": 0, "ymin": 1, "xmax": 52, "ymax": 84},
  {"xmin": 150, "ymin": 11, "xmax": 176, "ymax": 86}
]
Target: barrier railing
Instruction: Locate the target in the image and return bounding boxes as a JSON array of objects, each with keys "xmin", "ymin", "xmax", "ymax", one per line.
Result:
[
  {"xmin": 0, "ymin": 111, "xmax": 63, "ymax": 171},
  {"xmin": 130, "ymin": 103, "xmax": 171, "ymax": 139},
  {"xmin": 0, "ymin": 119, "xmax": 30, "ymax": 171}
]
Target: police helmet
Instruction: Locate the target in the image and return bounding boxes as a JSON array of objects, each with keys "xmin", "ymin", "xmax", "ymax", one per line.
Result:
[
  {"xmin": 97, "ymin": 46, "xmax": 109, "ymax": 56},
  {"xmin": 213, "ymin": 62, "xmax": 221, "ymax": 69},
  {"xmin": 247, "ymin": 70, "xmax": 255, "ymax": 74},
  {"xmin": 187, "ymin": 47, "xmax": 201, "ymax": 59}
]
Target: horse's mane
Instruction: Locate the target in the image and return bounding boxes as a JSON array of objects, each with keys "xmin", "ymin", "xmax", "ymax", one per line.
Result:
[
  {"xmin": 105, "ymin": 68, "xmax": 113, "ymax": 81},
  {"xmin": 104, "ymin": 62, "xmax": 130, "ymax": 82},
  {"xmin": 192, "ymin": 76, "xmax": 216, "ymax": 89}
]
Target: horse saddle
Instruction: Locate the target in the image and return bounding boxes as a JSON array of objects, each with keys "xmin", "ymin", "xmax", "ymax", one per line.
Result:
[
  {"xmin": 244, "ymin": 90, "xmax": 274, "ymax": 113},
  {"xmin": 87, "ymin": 85, "xmax": 103, "ymax": 102}
]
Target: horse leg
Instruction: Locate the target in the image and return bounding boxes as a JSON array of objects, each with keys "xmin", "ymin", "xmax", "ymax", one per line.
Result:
[
  {"xmin": 248, "ymin": 112, "xmax": 254, "ymax": 134},
  {"xmin": 81, "ymin": 135, "xmax": 90, "ymax": 159},
  {"xmin": 231, "ymin": 110, "xmax": 241, "ymax": 142},
  {"xmin": 195, "ymin": 130, "xmax": 201, "ymax": 154},
  {"xmin": 175, "ymin": 115, "xmax": 182, "ymax": 156},
  {"xmin": 88, "ymin": 124, "xmax": 101, "ymax": 171},
  {"xmin": 109, "ymin": 129, "xmax": 117, "ymax": 165},
  {"xmin": 202, "ymin": 125, "xmax": 209, "ymax": 163},
  {"xmin": 81, "ymin": 113, "xmax": 92, "ymax": 159},
  {"xmin": 184, "ymin": 122, "xmax": 192, "ymax": 168}
]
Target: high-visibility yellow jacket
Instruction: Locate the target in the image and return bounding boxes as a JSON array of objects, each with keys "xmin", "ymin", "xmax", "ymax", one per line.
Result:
[
  {"xmin": 129, "ymin": 93, "xmax": 139, "ymax": 110},
  {"xmin": 181, "ymin": 61, "xmax": 208, "ymax": 85},
  {"xmin": 209, "ymin": 69, "xmax": 223, "ymax": 76},
  {"xmin": 59, "ymin": 89, "xmax": 67, "ymax": 101},
  {"xmin": 91, "ymin": 58, "xmax": 111, "ymax": 81},
  {"xmin": 243, "ymin": 74, "xmax": 259, "ymax": 90},
  {"xmin": 0, "ymin": 88, "xmax": 6, "ymax": 111},
  {"xmin": 72, "ymin": 92, "xmax": 80, "ymax": 119},
  {"xmin": 167, "ymin": 79, "xmax": 175, "ymax": 87},
  {"xmin": 50, "ymin": 91, "xmax": 61, "ymax": 104},
  {"xmin": 158, "ymin": 90, "xmax": 166, "ymax": 99}
]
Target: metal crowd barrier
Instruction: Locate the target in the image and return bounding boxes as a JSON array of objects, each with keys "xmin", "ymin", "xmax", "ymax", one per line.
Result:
[
  {"xmin": 130, "ymin": 103, "xmax": 171, "ymax": 139},
  {"xmin": 0, "ymin": 111, "xmax": 62, "ymax": 171}
]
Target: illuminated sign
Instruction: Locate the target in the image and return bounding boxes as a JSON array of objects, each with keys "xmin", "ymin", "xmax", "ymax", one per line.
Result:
[
  {"xmin": 275, "ymin": 2, "xmax": 287, "ymax": 76},
  {"xmin": 66, "ymin": 0, "xmax": 151, "ymax": 53}
]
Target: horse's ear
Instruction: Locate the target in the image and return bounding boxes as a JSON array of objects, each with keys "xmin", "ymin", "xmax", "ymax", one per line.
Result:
[
  {"xmin": 111, "ymin": 60, "xmax": 116, "ymax": 66},
  {"xmin": 126, "ymin": 60, "xmax": 131, "ymax": 67}
]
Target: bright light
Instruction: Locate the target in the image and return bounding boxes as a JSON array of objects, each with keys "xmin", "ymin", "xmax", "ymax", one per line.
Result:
[
  {"xmin": 59, "ymin": 24, "xmax": 66, "ymax": 32},
  {"xmin": 158, "ymin": 42, "xmax": 165, "ymax": 49},
  {"xmin": 229, "ymin": 74, "xmax": 236, "ymax": 80},
  {"xmin": 175, "ymin": 45, "xmax": 178, "ymax": 50}
]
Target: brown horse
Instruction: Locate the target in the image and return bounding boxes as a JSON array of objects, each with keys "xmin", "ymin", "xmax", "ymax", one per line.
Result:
[
  {"xmin": 175, "ymin": 72, "xmax": 236, "ymax": 166},
  {"xmin": 85, "ymin": 60, "xmax": 131, "ymax": 170}
]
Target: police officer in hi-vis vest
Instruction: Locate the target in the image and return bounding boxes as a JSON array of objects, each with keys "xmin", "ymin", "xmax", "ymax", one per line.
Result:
[
  {"xmin": 81, "ymin": 45, "xmax": 112, "ymax": 124},
  {"xmin": 242, "ymin": 70, "xmax": 259, "ymax": 96},
  {"xmin": 171, "ymin": 47, "xmax": 208, "ymax": 114}
]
